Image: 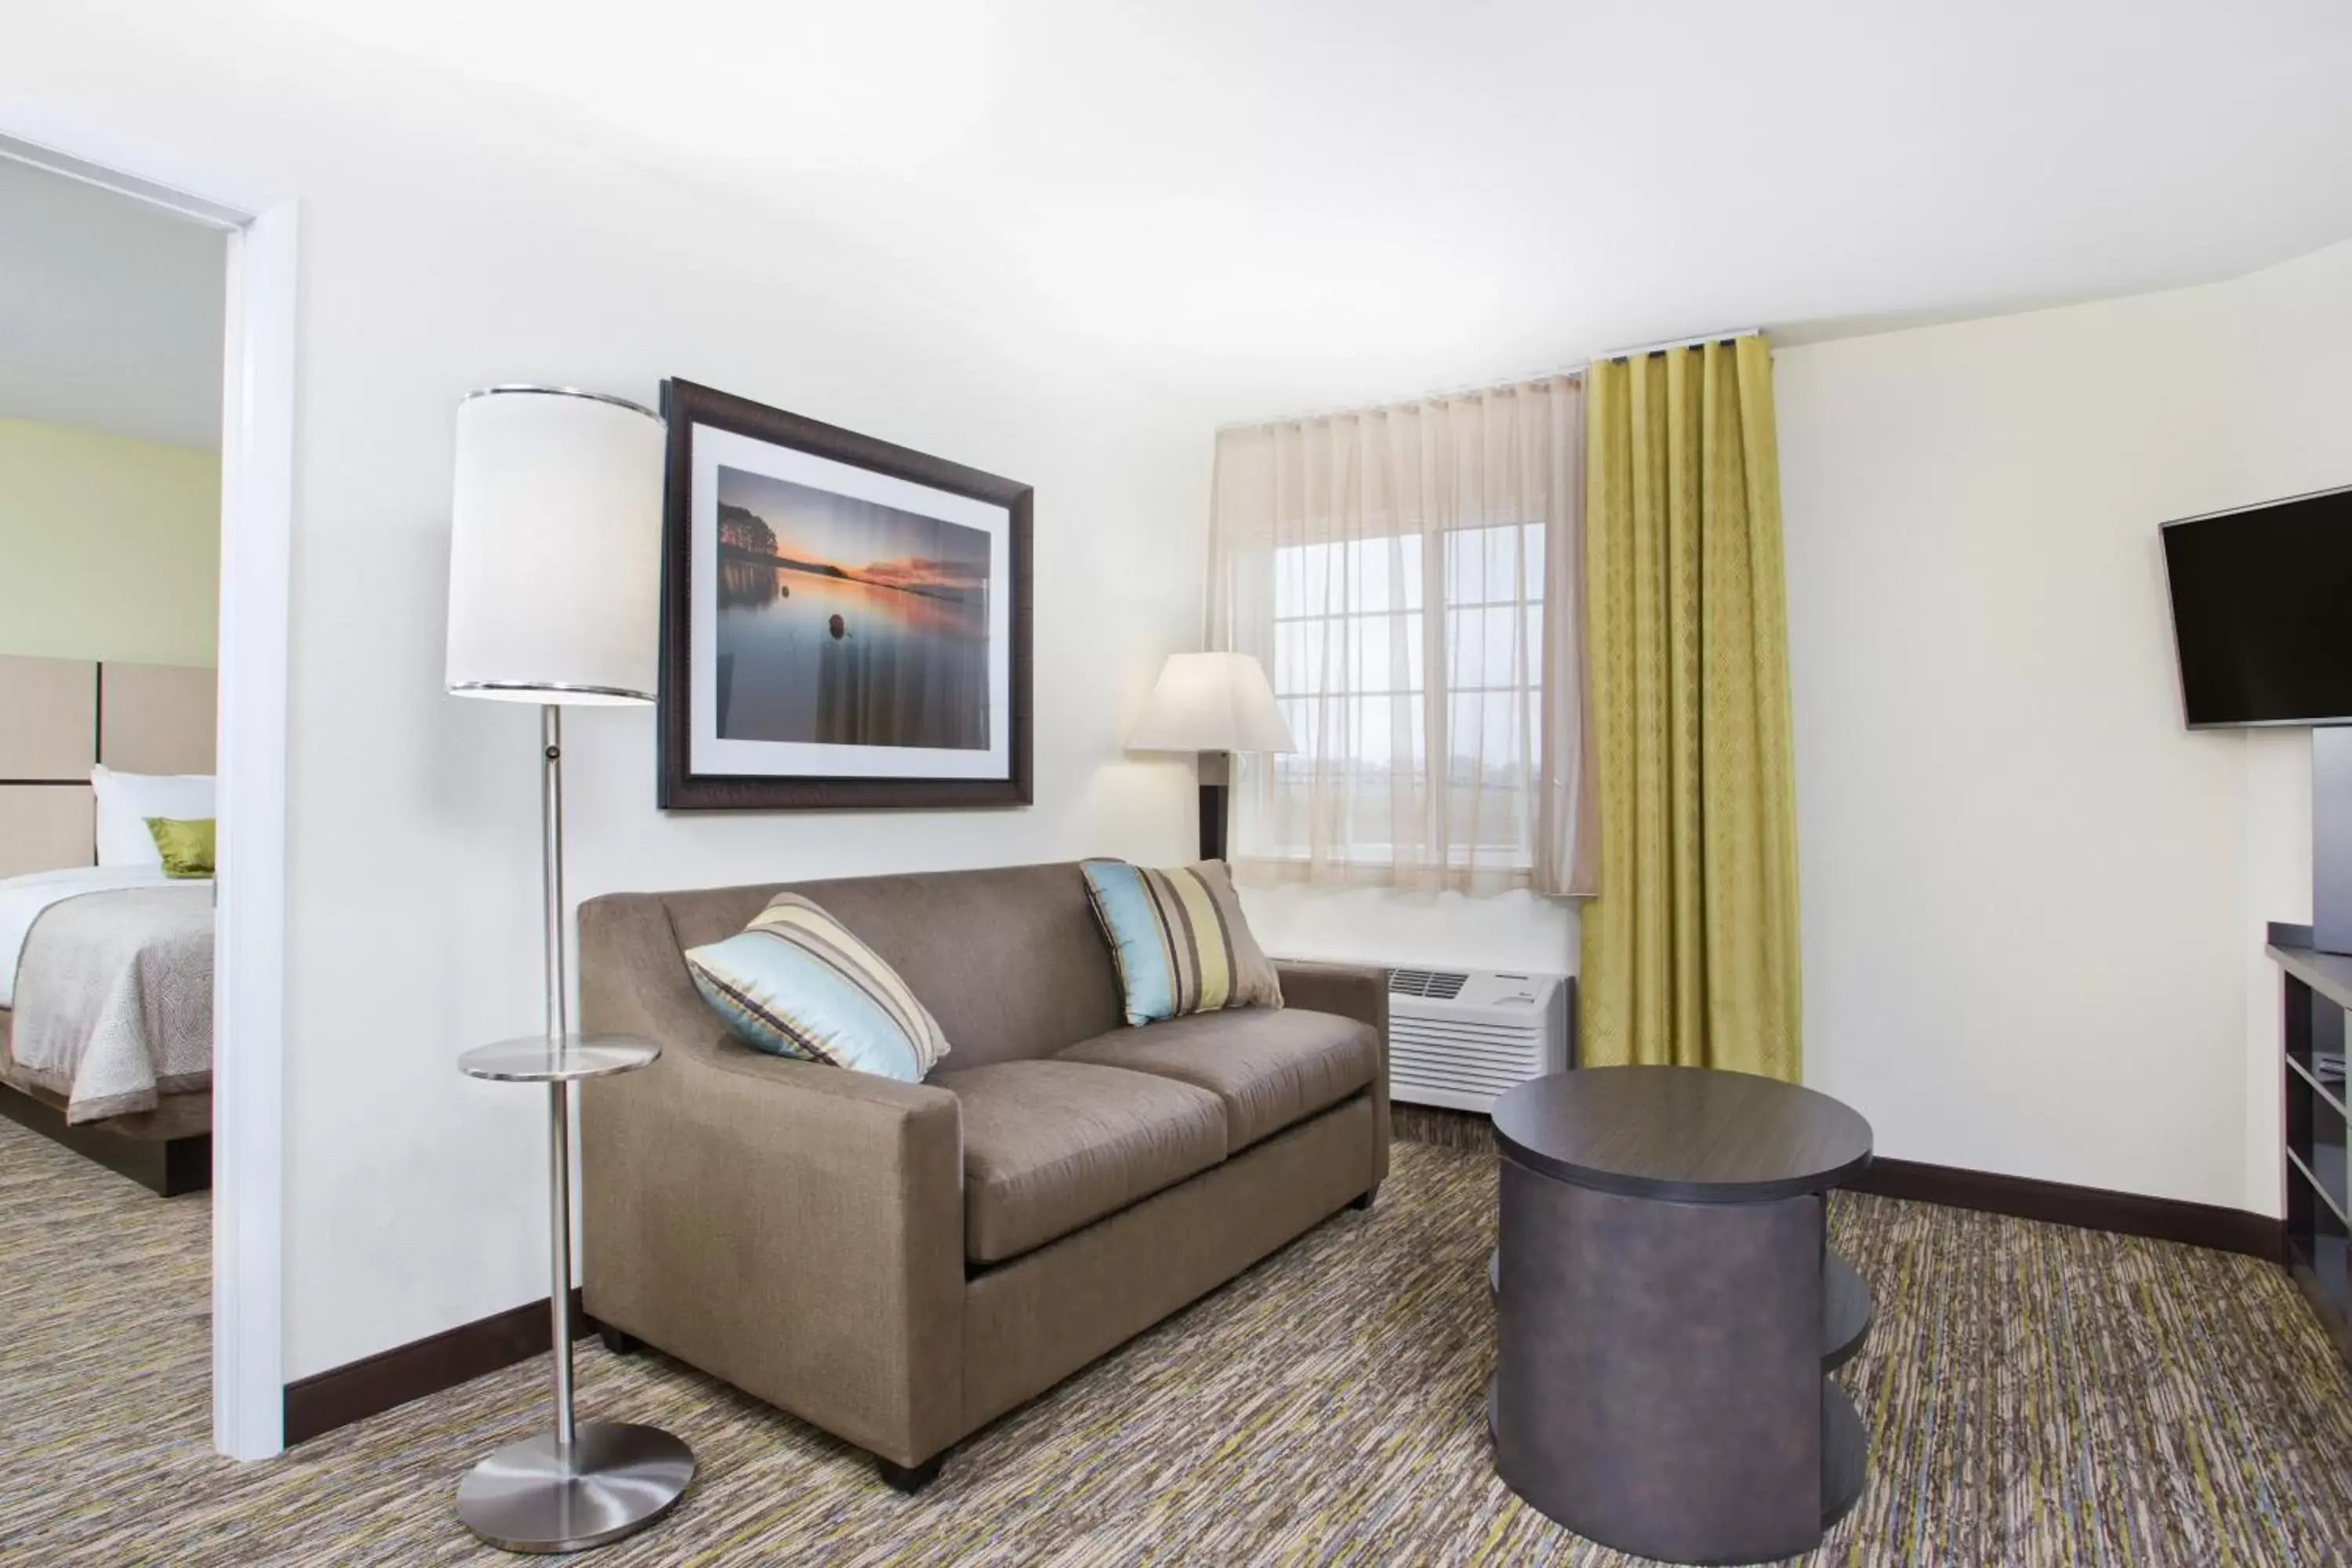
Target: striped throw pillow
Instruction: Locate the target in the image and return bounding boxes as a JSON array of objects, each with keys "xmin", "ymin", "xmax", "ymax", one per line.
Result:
[
  {"xmin": 684, "ymin": 893, "xmax": 949, "ymax": 1082},
  {"xmin": 1080, "ymin": 858, "xmax": 1283, "ymax": 1028}
]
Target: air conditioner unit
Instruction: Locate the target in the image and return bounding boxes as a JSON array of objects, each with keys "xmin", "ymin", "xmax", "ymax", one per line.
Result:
[{"xmin": 1385, "ymin": 967, "xmax": 1573, "ymax": 1113}]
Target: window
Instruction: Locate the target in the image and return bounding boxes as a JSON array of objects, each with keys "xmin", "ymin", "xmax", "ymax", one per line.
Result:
[
  {"xmin": 1262, "ymin": 522, "xmax": 1545, "ymax": 873},
  {"xmin": 1207, "ymin": 377, "xmax": 1586, "ymax": 895}
]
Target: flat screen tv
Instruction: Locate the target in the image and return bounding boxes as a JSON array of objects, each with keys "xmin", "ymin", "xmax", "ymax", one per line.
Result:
[{"xmin": 2161, "ymin": 484, "xmax": 2352, "ymax": 728}]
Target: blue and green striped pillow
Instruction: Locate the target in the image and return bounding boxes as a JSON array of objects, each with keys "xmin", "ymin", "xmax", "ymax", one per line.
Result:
[
  {"xmin": 684, "ymin": 893, "xmax": 949, "ymax": 1082},
  {"xmin": 1080, "ymin": 858, "xmax": 1284, "ymax": 1028}
]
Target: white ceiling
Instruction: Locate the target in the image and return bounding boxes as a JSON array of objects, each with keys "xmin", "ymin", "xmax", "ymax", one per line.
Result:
[
  {"xmin": 29, "ymin": 2, "xmax": 2352, "ymax": 430},
  {"xmin": 0, "ymin": 155, "xmax": 226, "ymax": 449},
  {"xmin": 264, "ymin": 0, "xmax": 2352, "ymax": 419}
]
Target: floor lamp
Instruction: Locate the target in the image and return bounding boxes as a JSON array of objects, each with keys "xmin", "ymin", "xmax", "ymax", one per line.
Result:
[
  {"xmin": 1130, "ymin": 652, "xmax": 1296, "ymax": 862},
  {"xmin": 445, "ymin": 385, "xmax": 695, "ymax": 1553}
]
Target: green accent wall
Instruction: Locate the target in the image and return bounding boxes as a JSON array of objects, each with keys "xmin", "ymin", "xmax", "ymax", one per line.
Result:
[{"xmin": 0, "ymin": 416, "xmax": 220, "ymax": 666}]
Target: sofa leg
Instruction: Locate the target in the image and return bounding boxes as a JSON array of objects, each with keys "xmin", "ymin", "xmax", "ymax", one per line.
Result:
[
  {"xmin": 1350, "ymin": 1182, "xmax": 1380, "ymax": 1211},
  {"xmin": 597, "ymin": 1324, "xmax": 642, "ymax": 1356},
  {"xmin": 877, "ymin": 1450, "xmax": 948, "ymax": 1494}
]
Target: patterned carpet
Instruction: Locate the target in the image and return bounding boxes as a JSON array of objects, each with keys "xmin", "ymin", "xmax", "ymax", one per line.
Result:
[{"xmin": 4, "ymin": 1114, "xmax": 2350, "ymax": 1566}]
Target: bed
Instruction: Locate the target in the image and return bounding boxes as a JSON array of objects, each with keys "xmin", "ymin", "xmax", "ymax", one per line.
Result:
[{"xmin": 0, "ymin": 654, "xmax": 216, "ymax": 1196}]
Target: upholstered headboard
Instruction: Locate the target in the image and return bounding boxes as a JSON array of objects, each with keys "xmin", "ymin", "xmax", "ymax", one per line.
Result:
[{"xmin": 0, "ymin": 654, "xmax": 216, "ymax": 878}]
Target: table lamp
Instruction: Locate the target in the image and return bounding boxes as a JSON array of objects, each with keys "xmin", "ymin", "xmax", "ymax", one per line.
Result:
[
  {"xmin": 445, "ymin": 385, "xmax": 695, "ymax": 1552},
  {"xmin": 1129, "ymin": 652, "xmax": 1296, "ymax": 862}
]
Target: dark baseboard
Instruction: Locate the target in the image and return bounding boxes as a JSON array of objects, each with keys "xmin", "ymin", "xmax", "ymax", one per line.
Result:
[
  {"xmin": 1846, "ymin": 1156, "xmax": 2286, "ymax": 1264},
  {"xmin": 283, "ymin": 1287, "xmax": 593, "ymax": 1446},
  {"xmin": 0, "ymin": 1080, "xmax": 210, "ymax": 1197},
  {"xmin": 1393, "ymin": 1098, "xmax": 2285, "ymax": 1263}
]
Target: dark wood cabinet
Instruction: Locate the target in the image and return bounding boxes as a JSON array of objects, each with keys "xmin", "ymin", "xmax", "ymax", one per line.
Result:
[{"xmin": 2271, "ymin": 935, "xmax": 2352, "ymax": 1362}]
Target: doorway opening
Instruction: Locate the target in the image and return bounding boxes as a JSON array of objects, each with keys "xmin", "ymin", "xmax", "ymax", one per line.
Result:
[{"xmin": 0, "ymin": 121, "xmax": 295, "ymax": 1461}]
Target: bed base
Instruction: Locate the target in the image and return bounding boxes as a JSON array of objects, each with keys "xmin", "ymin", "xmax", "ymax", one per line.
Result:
[{"xmin": 0, "ymin": 1080, "xmax": 210, "ymax": 1197}]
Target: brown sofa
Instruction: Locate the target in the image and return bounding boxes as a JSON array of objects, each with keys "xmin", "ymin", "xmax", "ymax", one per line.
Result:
[{"xmin": 578, "ymin": 861, "xmax": 1389, "ymax": 1490}]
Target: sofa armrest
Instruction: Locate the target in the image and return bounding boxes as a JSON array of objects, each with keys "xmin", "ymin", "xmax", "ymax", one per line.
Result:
[
  {"xmin": 577, "ymin": 893, "xmax": 966, "ymax": 1467},
  {"xmin": 1276, "ymin": 960, "xmax": 1390, "ymax": 1183},
  {"xmin": 1276, "ymin": 960, "xmax": 1388, "ymax": 1036}
]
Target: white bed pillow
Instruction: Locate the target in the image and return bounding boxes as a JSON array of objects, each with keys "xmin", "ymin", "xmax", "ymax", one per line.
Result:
[{"xmin": 91, "ymin": 764, "xmax": 216, "ymax": 869}]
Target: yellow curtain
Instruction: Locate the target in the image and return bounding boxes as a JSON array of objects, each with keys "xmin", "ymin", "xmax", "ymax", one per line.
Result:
[{"xmin": 1578, "ymin": 336, "xmax": 1802, "ymax": 1079}]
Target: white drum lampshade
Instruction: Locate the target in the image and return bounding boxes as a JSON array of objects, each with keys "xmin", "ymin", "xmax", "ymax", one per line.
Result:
[
  {"xmin": 446, "ymin": 387, "xmax": 666, "ymax": 705},
  {"xmin": 1129, "ymin": 652, "xmax": 1296, "ymax": 754}
]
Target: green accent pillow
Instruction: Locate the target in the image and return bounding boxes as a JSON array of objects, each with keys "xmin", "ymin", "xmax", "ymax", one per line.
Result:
[{"xmin": 145, "ymin": 817, "xmax": 216, "ymax": 879}]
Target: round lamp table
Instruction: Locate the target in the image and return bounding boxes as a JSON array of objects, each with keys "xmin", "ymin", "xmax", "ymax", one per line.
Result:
[
  {"xmin": 1489, "ymin": 1066, "xmax": 1874, "ymax": 1566},
  {"xmin": 456, "ymin": 1034, "xmax": 696, "ymax": 1554}
]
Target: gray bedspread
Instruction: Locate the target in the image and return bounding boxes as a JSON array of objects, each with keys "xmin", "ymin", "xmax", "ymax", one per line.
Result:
[{"xmin": 8, "ymin": 886, "xmax": 213, "ymax": 1123}]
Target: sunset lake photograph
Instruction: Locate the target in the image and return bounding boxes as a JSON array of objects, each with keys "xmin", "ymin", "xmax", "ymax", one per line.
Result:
[{"xmin": 712, "ymin": 464, "xmax": 994, "ymax": 751}]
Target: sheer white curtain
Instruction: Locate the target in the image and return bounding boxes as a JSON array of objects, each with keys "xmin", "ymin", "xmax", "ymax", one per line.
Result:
[{"xmin": 1207, "ymin": 376, "xmax": 1595, "ymax": 896}]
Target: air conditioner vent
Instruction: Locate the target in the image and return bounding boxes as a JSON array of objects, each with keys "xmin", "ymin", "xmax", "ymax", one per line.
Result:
[
  {"xmin": 1388, "ymin": 968, "xmax": 1468, "ymax": 1000},
  {"xmin": 1379, "ymin": 967, "xmax": 1572, "ymax": 1114}
]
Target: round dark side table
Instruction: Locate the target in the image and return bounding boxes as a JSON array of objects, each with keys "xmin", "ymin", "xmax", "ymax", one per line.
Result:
[{"xmin": 1488, "ymin": 1065, "xmax": 1874, "ymax": 1566}]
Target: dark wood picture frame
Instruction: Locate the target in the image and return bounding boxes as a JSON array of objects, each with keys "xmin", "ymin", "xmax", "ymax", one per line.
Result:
[{"xmin": 657, "ymin": 378, "xmax": 1034, "ymax": 810}]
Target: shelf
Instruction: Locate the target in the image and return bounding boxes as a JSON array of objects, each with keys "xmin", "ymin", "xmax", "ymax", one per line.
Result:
[
  {"xmin": 2289, "ymin": 1224, "xmax": 2352, "ymax": 1365},
  {"xmin": 1822, "ymin": 1379, "xmax": 1867, "ymax": 1530},
  {"xmin": 2310, "ymin": 1142, "xmax": 2349, "ymax": 1218},
  {"xmin": 2282, "ymin": 964, "xmax": 2350, "ymax": 1098},
  {"xmin": 2291, "ymin": 1226, "xmax": 2350, "ymax": 1324},
  {"xmin": 2271, "ymin": 943, "xmax": 2352, "ymax": 1014},
  {"xmin": 1824, "ymin": 1250, "xmax": 1872, "ymax": 1372},
  {"xmin": 2286, "ymin": 1053, "xmax": 2350, "ymax": 1226},
  {"xmin": 2289, "ymin": 1052, "xmax": 2351, "ymax": 1120},
  {"xmin": 2290, "ymin": 1149, "xmax": 2348, "ymax": 1228}
]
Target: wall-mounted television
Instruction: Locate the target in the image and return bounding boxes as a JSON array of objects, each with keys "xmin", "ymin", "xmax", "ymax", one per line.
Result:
[{"xmin": 2161, "ymin": 484, "xmax": 2352, "ymax": 728}]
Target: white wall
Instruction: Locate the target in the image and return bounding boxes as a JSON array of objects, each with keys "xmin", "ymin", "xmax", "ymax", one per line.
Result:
[
  {"xmin": 3, "ymin": 24, "xmax": 1203, "ymax": 1378},
  {"xmin": 0, "ymin": 417, "xmax": 221, "ymax": 666},
  {"xmin": 1776, "ymin": 238, "xmax": 2352, "ymax": 1214},
  {"xmin": 1241, "ymin": 884, "xmax": 1576, "ymax": 979}
]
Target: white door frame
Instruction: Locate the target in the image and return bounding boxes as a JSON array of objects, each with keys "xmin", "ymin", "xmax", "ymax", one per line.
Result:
[{"xmin": 0, "ymin": 101, "xmax": 296, "ymax": 1461}]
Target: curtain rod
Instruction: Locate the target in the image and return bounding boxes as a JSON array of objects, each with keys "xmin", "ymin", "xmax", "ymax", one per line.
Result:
[
  {"xmin": 1595, "ymin": 325, "xmax": 1762, "ymax": 361},
  {"xmin": 1216, "ymin": 326, "xmax": 1762, "ymax": 432}
]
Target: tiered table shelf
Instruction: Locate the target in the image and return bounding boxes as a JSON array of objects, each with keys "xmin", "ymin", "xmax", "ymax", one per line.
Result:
[{"xmin": 1485, "ymin": 1067, "xmax": 1876, "ymax": 1566}]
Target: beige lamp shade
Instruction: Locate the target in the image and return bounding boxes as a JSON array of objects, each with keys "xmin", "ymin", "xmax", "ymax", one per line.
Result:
[
  {"xmin": 1130, "ymin": 652, "xmax": 1296, "ymax": 753},
  {"xmin": 446, "ymin": 386, "xmax": 665, "ymax": 705}
]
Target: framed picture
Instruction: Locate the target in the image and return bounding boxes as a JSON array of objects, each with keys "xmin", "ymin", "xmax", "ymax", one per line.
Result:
[{"xmin": 657, "ymin": 379, "xmax": 1033, "ymax": 809}]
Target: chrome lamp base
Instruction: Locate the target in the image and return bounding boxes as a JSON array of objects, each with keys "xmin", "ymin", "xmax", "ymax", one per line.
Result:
[{"xmin": 457, "ymin": 1421, "xmax": 695, "ymax": 1554}]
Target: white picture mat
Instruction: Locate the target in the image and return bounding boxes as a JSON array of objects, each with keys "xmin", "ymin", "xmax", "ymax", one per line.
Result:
[{"xmin": 688, "ymin": 422, "xmax": 1014, "ymax": 781}]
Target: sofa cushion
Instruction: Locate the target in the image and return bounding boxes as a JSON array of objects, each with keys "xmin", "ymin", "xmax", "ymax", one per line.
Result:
[
  {"xmin": 933, "ymin": 1059, "xmax": 1228, "ymax": 1265},
  {"xmin": 1058, "ymin": 1007, "xmax": 1379, "ymax": 1154}
]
